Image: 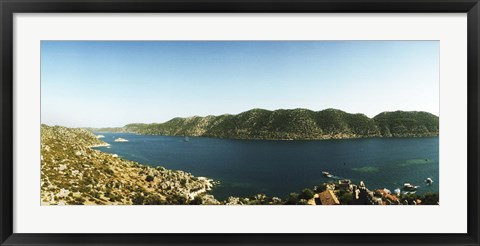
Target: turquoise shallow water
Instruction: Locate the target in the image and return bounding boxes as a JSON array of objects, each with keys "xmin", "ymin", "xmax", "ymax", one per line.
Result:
[{"xmin": 94, "ymin": 133, "xmax": 439, "ymax": 200}]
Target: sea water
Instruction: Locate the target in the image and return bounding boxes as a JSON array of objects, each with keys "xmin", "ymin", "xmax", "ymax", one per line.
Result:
[{"xmin": 94, "ymin": 133, "xmax": 439, "ymax": 200}]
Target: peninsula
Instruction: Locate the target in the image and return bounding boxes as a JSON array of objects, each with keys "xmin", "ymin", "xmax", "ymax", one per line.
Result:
[{"xmin": 41, "ymin": 125, "xmax": 220, "ymax": 205}]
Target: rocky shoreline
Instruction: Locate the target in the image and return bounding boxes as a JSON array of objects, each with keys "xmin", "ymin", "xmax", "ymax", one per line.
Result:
[{"xmin": 41, "ymin": 125, "xmax": 220, "ymax": 205}]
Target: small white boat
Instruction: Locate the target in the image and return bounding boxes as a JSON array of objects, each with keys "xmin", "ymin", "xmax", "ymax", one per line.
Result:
[
  {"xmin": 322, "ymin": 171, "xmax": 333, "ymax": 178},
  {"xmin": 114, "ymin": 138, "xmax": 128, "ymax": 142},
  {"xmin": 403, "ymin": 183, "xmax": 419, "ymax": 191},
  {"xmin": 425, "ymin": 178, "xmax": 434, "ymax": 185}
]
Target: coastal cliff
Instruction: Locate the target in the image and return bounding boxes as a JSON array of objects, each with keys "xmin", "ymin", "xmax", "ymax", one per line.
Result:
[
  {"xmin": 41, "ymin": 125, "xmax": 220, "ymax": 205},
  {"xmin": 90, "ymin": 108, "xmax": 439, "ymax": 140}
]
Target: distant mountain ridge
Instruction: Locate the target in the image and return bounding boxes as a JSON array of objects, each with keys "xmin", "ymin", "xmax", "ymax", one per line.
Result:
[{"xmin": 88, "ymin": 108, "xmax": 439, "ymax": 140}]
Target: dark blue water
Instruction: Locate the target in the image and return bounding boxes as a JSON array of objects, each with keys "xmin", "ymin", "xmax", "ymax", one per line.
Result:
[{"xmin": 94, "ymin": 133, "xmax": 439, "ymax": 200}]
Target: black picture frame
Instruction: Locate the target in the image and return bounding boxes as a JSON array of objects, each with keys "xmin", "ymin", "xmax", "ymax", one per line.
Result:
[{"xmin": 1, "ymin": 0, "xmax": 479, "ymax": 245}]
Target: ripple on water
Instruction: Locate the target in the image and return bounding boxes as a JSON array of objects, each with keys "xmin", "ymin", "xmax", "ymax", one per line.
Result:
[
  {"xmin": 352, "ymin": 166, "xmax": 380, "ymax": 173},
  {"xmin": 398, "ymin": 158, "xmax": 432, "ymax": 167}
]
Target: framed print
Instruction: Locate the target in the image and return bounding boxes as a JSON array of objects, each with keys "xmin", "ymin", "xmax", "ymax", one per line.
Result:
[{"xmin": 1, "ymin": 0, "xmax": 479, "ymax": 245}]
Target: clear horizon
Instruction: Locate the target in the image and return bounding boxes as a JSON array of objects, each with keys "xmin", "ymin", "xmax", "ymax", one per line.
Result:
[{"xmin": 41, "ymin": 41, "xmax": 439, "ymax": 128}]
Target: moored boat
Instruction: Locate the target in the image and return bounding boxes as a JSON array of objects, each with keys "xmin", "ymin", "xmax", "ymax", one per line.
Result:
[
  {"xmin": 322, "ymin": 171, "xmax": 334, "ymax": 178},
  {"xmin": 403, "ymin": 183, "xmax": 419, "ymax": 191}
]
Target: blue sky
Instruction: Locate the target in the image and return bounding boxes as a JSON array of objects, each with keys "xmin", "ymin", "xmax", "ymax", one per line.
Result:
[{"xmin": 41, "ymin": 41, "xmax": 439, "ymax": 127}]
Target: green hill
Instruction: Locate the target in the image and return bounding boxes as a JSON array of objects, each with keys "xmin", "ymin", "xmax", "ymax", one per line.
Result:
[
  {"xmin": 116, "ymin": 108, "xmax": 438, "ymax": 140},
  {"xmin": 373, "ymin": 111, "xmax": 439, "ymax": 137}
]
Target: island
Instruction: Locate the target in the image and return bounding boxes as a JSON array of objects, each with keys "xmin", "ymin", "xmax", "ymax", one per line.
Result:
[
  {"xmin": 86, "ymin": 108, "xmax": 439, "ymax": 140},
  {"xmin": 114, "ymin": 138, "xmax": 128, "ymax": 142}
]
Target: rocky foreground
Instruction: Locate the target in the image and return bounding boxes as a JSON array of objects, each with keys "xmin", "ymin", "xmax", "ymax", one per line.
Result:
[{"xmin": 41, "ymin": 125, "xmax": 220, "ymax": 205}]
